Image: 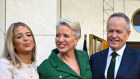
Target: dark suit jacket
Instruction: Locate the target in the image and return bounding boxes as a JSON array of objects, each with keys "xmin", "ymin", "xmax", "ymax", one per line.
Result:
[{"xmin": 90, "ymin": 46, "xmax": 140, "ymax": 79}]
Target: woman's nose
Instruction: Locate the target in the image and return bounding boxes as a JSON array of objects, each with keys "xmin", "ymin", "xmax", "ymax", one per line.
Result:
[
  {"xmin": 23, "ymin": 36, "xmax": 28, "ymax": 41},
  {"xmin": 59, "ymin": 37, "xmax": 64, "ymax": 42}
]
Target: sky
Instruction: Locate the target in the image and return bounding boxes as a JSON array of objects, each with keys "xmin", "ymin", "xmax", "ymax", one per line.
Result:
[{"xmin": 134, "ymin": 26, "xmax": 140, "ymax": 32}]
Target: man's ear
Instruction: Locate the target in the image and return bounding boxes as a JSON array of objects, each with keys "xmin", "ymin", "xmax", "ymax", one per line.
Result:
[{"xmin": 127, "ymin": 30, "xmax": 131, "ymax": 40}]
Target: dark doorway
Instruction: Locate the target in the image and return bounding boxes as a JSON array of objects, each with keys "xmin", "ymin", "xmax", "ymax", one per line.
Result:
[{"xmin": 126, "ymin": 42, "xmax": 140, "ymax": 50}]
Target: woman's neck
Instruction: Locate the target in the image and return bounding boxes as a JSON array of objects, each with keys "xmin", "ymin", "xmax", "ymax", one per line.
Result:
[
  {"xmin": 20, "ymin": 54, "xmax": 32, "ymax": 64},
  {"xmin": 57, "ymin": 51, "xmax": 77, "ymax": 61}
]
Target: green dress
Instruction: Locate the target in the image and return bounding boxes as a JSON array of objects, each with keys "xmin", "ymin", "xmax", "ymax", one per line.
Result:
[{"xmin": 38, "ymin": 48, "xmax": 92, "ymax": 79}]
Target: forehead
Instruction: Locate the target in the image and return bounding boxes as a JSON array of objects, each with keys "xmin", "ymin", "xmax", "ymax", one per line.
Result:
[
  {"xmin": 107, "ymin": 17, "xmax": 126, "ymax": 29},
  {"xmin": 57, "ymin": 25, "xmax": 73, "ymax": 31},
  {"xmin": 14, "ymin": 26, "xmax": 30, "ymax": 31},
  {"xmin": 108, "ymin": 17, "xmax": 126, "ymax": 24},
  {"xmin": 14, "ymin": 26, "xmax": 31, "ymax": 33}
]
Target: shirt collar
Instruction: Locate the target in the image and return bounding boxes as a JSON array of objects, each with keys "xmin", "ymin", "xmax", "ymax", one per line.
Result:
[{"xmin": 108, "ymin": 44, "xmax": 126, "ymax": 57}]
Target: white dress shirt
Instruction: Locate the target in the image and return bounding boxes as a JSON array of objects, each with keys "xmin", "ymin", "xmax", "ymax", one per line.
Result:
[
  {"xmin": 0, "ymin": 58, "xmax": 39, "ymax": 79},
  {"xmin": 105, "ymin": 44, "xmax": 126, "ymax": 79}
]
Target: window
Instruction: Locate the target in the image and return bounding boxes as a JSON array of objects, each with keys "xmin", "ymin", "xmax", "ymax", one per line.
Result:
[{"xmin": 131, "ymin": 9, "xmax": 140, "ymax": 33}]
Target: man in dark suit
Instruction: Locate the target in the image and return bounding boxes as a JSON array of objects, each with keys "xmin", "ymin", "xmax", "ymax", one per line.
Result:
[{"xmin": 90, "ymin": 12, "xmax": 140, "ymax": 79}]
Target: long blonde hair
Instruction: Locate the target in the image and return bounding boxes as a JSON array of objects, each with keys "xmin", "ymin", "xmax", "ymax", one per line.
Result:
[{"xmin": 2, "ymin": 22, "xmax": 36, "ymax": 68}]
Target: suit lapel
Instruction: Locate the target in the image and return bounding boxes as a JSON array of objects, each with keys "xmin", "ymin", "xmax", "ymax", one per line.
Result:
[
  {"xmin": 116, "ymin": 46, "xmax": 134, "ymax": 78},
  {"xmin": 49, "ymin": 49, "xmax": 81, "ymax": 78},
  {"xmin": 100, "ymin": 49, "xmax": 109, "ymax": 77},
  {"xmin": 75, "ymin": 50, "xmax": 86, "ymax": 77}
]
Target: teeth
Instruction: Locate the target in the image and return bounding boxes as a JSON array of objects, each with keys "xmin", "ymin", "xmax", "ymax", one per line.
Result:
[{"xmin": 59, "ymin": 45, "xmax": 65, "ymax": 47}]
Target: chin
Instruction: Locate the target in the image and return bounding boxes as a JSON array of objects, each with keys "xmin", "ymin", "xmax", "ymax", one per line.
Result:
[
  {"xmin": 25, "ymin": 49, "xmax": 32, "ymax": 52},
  {"xmin": 24, "ymin": 49, "xmax": 33, "ymax": 53},
  {"xmin": 110, "ymin": 44, "xmax": 119, "ymax": 49},
  {"xmin": 58, "ymin": 49, "xmax": 66, "ymax": 53}
]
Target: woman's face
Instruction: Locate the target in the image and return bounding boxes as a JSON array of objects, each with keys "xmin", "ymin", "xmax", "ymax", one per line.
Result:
[
  {"xmin": 13, "ymin": 26, "xmax": 35, "ymax": 55},
  {"xmin": 55, "ymin": 25, "xmax": 79, "ymax": 54}
]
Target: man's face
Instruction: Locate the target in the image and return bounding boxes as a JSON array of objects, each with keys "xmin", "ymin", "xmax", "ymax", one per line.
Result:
[{"xmin": 107, "ymin": 17, "xmax": 131, "ymax": 52}]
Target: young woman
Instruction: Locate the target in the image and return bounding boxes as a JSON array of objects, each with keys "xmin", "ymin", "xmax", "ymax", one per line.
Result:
[{"xmin": 0, "ymin": 22, "xmax": 39, "ymax": 79}]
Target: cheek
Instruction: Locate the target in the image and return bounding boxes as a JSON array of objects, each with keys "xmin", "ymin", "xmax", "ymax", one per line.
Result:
[
  {"xmin": 74, "ymin": 40, "xmax": 78, "ymax": 45},
  {"xmin": 107, "ymin": 34, "xmax": 110, "ymax": 37},
  {"xmin": 55, "ymin": 38, "xmax": 58, "ymax": 44},
  {"xmin": 125, "ymin": 34, "xmax": 129, "ymax": 40},
  {"xmin": 31, "ymin": 38, "xmax": 34, "ymax": 43},
  {"xmin": 119, "ymin": 34, "xmax": 126, "ymax": 40},
  {"xmin": 13, "ymin": 40, "xmax": 21, "ymax": 47},
  {"xmin": 107, "ymin": 35, "xmax": 111, "ymax": 40},
  {"xmin": 32, "ymin": 41, "xmax": 35, "ymax": 47},
  {"xmin": 30, "ymin": 38, "xmax": 35, "ymax": 47}
]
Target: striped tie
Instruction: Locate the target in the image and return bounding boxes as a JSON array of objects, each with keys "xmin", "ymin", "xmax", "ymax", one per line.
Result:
[{"xmin": 107, "ymin": 52, "xmax": 118, "ymax": 79}]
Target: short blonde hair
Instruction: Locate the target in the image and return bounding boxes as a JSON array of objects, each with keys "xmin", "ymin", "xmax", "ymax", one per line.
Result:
[
  {"xmin": 2, "ymin": 22, "xmax": 36, "ymax": 68},
  {"xmin": 56, "ymin": 18, "xmax": 81, "ymax": 38}
]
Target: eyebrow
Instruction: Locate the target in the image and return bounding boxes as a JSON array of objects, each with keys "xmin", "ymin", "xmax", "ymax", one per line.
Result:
[{"xmin": 16, "ymin": 32, "xmax": 31, "ymax": 36}]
